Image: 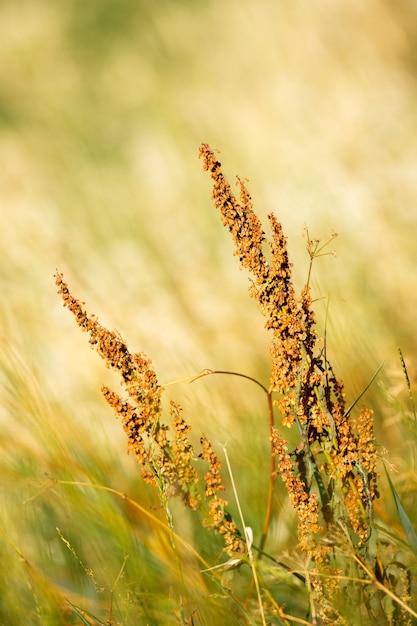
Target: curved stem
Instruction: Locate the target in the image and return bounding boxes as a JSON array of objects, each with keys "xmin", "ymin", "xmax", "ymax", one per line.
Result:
[
  {"xmin": 191, "ymin": 369, "xmax": 276, "ymax": 554},
  {"xmin": 190, "ymin": 368, "xmax": 269, "ymax": 395},
  {"xmin": 257, "ymin": 390, "xmax": 276, "ymax": 558}
]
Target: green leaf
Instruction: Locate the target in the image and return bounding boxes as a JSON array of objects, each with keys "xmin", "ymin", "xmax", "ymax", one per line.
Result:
[
  {"xmin": 344, "ymin": 362, "xmax": 384, "ymax": 417},
  {"xmin": 384, "ymin": 465, "xmax": 417, "ymax": 555},
  {"xmin": 66, "ymin": 600, "xmax": 107, "ymax": 626}
]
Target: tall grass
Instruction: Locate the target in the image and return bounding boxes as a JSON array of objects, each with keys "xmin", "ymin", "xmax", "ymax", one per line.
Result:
[
  {"xmin": 30, "ymin": 145, "xmax": 415, "ymax": 624},
  {"xmin": 2, "ymin": 4, "xmax": 417, "ymax": 624}
]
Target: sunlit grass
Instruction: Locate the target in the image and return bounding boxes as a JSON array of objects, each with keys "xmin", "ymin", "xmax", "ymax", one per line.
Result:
[
  {"xmin": 2, "ymin": 1, "xmax": 417, "ymax": 623},
  {"xmin": 16, "ymin": 144, "xmax": 411, "ymax": 624}
]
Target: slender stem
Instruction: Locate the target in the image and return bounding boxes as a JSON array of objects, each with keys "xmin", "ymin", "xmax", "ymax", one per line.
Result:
[
  {"xmin": 343, "ymin": 362, "xmax": 384, "ymax": 417},
  {"xmin": 351, "ymin": 551, "xmax": 417, "ymax": 620},
  {"xmin": 306, "ymin": 256, "xmax": 314, "ymax": 291},
  {"xmin": 222, "ymin": 444, "xmax": 267, "ymax": 626},
  {"xmin": 190, "ymin": 368, "xmax": 269, "ymax": 395},
  {"xmin": 191, "ymin": 369, "xmax": 276, "ymax": 554},
  {"xmin": 56, "ymin": 480, "xmax": 210, "ymax": 568},
  {"xmin": 246, "ymin": 390, "xmax": 276, "ymax": 606},
  {"xmin": 257, "ymin": 390, "xmax": 276, "ymax": 557}
]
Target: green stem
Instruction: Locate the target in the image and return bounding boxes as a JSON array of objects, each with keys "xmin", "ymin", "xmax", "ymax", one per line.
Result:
[{"xmin": 258, "ymin": 390, "xmax": 276, "ymax": 558}]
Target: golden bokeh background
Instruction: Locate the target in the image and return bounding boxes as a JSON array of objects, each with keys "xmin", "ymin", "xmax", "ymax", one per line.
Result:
[
  {"xmin": 2, "ymin": 1, "xmax": 416, "ymax": 394},
  {"xmin": 1, "ymin": 1, "xmax": 417, "ymax": 619}
]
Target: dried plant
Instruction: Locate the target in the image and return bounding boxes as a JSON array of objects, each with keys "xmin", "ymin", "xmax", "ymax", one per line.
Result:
[
  {"xmin": 54, "ymin": 144, "xmax": 417, "ymax": 624},
  {"xmin": 54, "ymin": 273, "xmax": 244, "ymax": 556}
]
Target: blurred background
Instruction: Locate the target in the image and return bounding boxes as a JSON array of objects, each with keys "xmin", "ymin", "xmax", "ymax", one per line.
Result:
[{"xmin": 1, "ymin": 0, "xmax": 417, "ymax": 621}]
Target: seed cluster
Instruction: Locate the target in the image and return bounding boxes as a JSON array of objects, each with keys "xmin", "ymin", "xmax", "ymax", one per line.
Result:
[
  {"xmin": 200, "ymin": 144, "xmax": 313, "ymax": 426},
  {"xmin": 55, "ymin": 272, "xmax": 242, "ymax": 553},
  {"xmin": 270, "ymin": 426, "xmax": 322, "ymax": 556},
  {"xmin": 199, "ymin": 144, "xmax": 379, "ymax": 555},
  {"xmin": 200, "ymin": 436, "xmax": 244, "ymax": 554},
  {"xmin": 55, "ymin": 272, "xmax": 202, "ymax": 511},
  {"xmin": 55, "ymin": 145, "xmax": 384, "ymax": 621}
]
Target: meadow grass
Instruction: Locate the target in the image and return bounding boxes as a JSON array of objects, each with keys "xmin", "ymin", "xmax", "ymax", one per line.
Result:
[
  {"xmin": 9, "ymin": 144, "xmax": 410, "ymax": 625},
  {"xmin": 2, "ymin": 3, "xmax": 417, "ymax": 625}
]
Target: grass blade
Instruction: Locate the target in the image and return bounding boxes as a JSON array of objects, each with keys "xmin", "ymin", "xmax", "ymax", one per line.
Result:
[
  {"xmin": 384, "ymin": 464, "xmax": 417, "ymax": 555},
  {"xmin": 344, "ymin": 362, "xmax": 384, "ymax": 417}
]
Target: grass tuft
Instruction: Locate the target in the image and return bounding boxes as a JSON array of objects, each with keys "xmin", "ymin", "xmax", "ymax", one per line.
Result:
[{"xmin": 26, "ymin": 144, "xmax": 416, "ymax": 623}]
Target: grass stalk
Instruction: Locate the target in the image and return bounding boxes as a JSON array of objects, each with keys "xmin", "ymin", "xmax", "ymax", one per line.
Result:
[
  {"xmin": 45, "ymin": 143, "xmax": 417, "ymax": 623},
  {"xmin": 221, "ymin": 443, "xmax": 266, "ymax": 626}
]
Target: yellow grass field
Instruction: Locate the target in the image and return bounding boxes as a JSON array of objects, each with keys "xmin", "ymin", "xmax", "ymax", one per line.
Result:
[{"xmin": 1, "ymin": 2, "xmax": 417, "ymax": 623}]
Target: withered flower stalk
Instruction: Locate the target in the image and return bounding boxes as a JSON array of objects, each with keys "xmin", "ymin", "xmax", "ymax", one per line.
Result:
[
  {"xmin": 55, "ymin": 143, "xmax": 386, "ymax": 622},
  {"xmin": 199, "ymin": 143, "xmax": 379, "ymax": 560}
]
